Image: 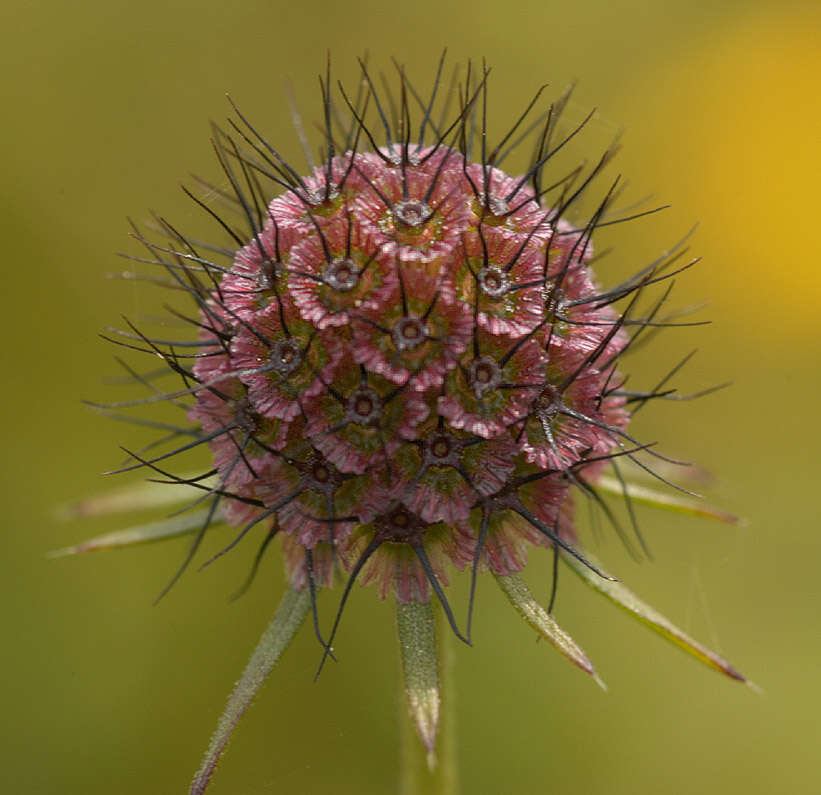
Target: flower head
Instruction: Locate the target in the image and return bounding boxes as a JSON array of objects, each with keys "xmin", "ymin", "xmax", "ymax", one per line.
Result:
[
  {"xmin": 173, "ymin": 74, "xmax": 629, "ymax": 617},
  {"xmin": 70, "ymin": 55, "xmax": 749, "ymax": 794}
]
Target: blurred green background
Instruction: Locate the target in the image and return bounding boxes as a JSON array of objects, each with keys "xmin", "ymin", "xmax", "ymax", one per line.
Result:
[{"xmin": 3, "ymin": 0, "xmax": 820, "ymax": 792}]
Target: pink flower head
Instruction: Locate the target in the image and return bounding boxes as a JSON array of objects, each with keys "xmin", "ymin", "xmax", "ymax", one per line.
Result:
[{"xmin": 113, "ymin": 62, "xmax": 671, "ymax": 618}]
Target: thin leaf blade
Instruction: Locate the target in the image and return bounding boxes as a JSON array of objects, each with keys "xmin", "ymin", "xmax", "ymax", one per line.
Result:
[
  {"xmin": 562, "ymin": 548, "xmax": 747, "ymax": 683},
  {"xmin": 495, "ymin": 572, "xmax": 601, "ymax": 683},
  {"xmin": 56, "ymin": 476, "xmax": 213, "ymax": 519},
  {"xmin": 49, "ymin": 509, "xmax": 217, "ymax": 557},
  {"xmin": 190, "ymin": 586, "xmax": 311, "ymax": 795},
  {"xmin": 596, "ymin": 475, "xmax": 742, "ymax": 525}
]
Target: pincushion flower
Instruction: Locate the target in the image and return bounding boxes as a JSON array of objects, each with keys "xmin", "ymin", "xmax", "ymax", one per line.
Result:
[{"xmin": 58, "ymin": 55, "xmax": 750, "ymax": 794}]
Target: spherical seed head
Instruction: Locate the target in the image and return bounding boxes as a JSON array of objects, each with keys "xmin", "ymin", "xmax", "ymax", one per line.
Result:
[
  {"xmin": 122, "ymin": 58, "xmax": 658, "ymax": 638},
  {"xmin": 186, "ymin": 127, "xmax": 628, "ymax": 604}
]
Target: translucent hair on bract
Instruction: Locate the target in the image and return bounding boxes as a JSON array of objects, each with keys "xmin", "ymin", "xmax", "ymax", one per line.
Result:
[{"xmin": 63, "ymin": 53, "xmax": 750, "ymax": 794}]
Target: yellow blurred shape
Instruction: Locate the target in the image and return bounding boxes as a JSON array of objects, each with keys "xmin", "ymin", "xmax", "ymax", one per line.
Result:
[{"xmin": 662, "ymin": 7, "xmax": 821, "ymax": 328}]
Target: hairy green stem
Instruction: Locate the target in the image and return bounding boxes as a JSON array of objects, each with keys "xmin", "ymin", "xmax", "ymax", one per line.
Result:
[{"xmin": 397, "ymin": 601, "xmax": 459, "ymax": 795}]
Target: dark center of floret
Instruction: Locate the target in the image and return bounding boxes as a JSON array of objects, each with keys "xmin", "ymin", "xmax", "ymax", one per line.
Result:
[
  {"xmin": 323, "ymin": 257, "xmax": 359, "ymax": 292},
  {"xmin": 477, "ymin": 266, "xmax": 509, "ymax": 299},
  {"xmin": 431, "ymin": 437, "xmax": 451, "ymax": 458},
  {"xmin": 346, "ymin": 387, "xmax": 381, "ymax": 425},
  {"xmin": 392, "ymin": 508, "xmax": 410, "ymax": 528},
  {"xmin": 376, "ymin": 505, "xmax": 426, "ymax": 544},
  {"xmin": 468, "ymin": 356, "xmax": 502, "ymax": 397},
  {"xmin": 535, "ymin": 383, "xmax": 562, "ymax": 418},
  {"xmin": 269, "ymin": 339, "xmax": 302, "ymax": 375},
  {"xmin": 392, "ymin": 315, "xmax": 427, "ymax": 351},
  {"xmin": 394, "ymin": 199, "xmax": 432, "ymax": 229},
  {"xmin": 256, "ymin": 259, "xmax": 279, "ymax": 291},
  {"xmin": 424, "ymin": 431, "xmax": 460, "ymax": 468},
  {"xmin": 354, "ymin": 395, "xmax": 373, "ymax": 415},
  {"xmin": 299, "ymin": 452, "xmax": 341, "ymax": 494},
  {"xmin": 233, "ymin": 396, "xmax": 260, "ymax": 434},
  {"xmin": 312, "ymin": 463, "xmax": 330, "ymax": 483}
]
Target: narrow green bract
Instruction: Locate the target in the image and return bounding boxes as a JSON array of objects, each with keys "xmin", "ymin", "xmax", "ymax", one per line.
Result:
[
  {"xmin": 495, "ymin": 572, "xmax": 600, "ymax": 681},
  {"xmin": 190, "ymin": 586, "xmax": 311, "ymax": 795},
  {"xmin": 562, "ymin": 549, "xmax": 748, "ymax": 683},
  {"xmin": 397, "ymin": 600, "xmax": 440, "ymax": 758}
]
